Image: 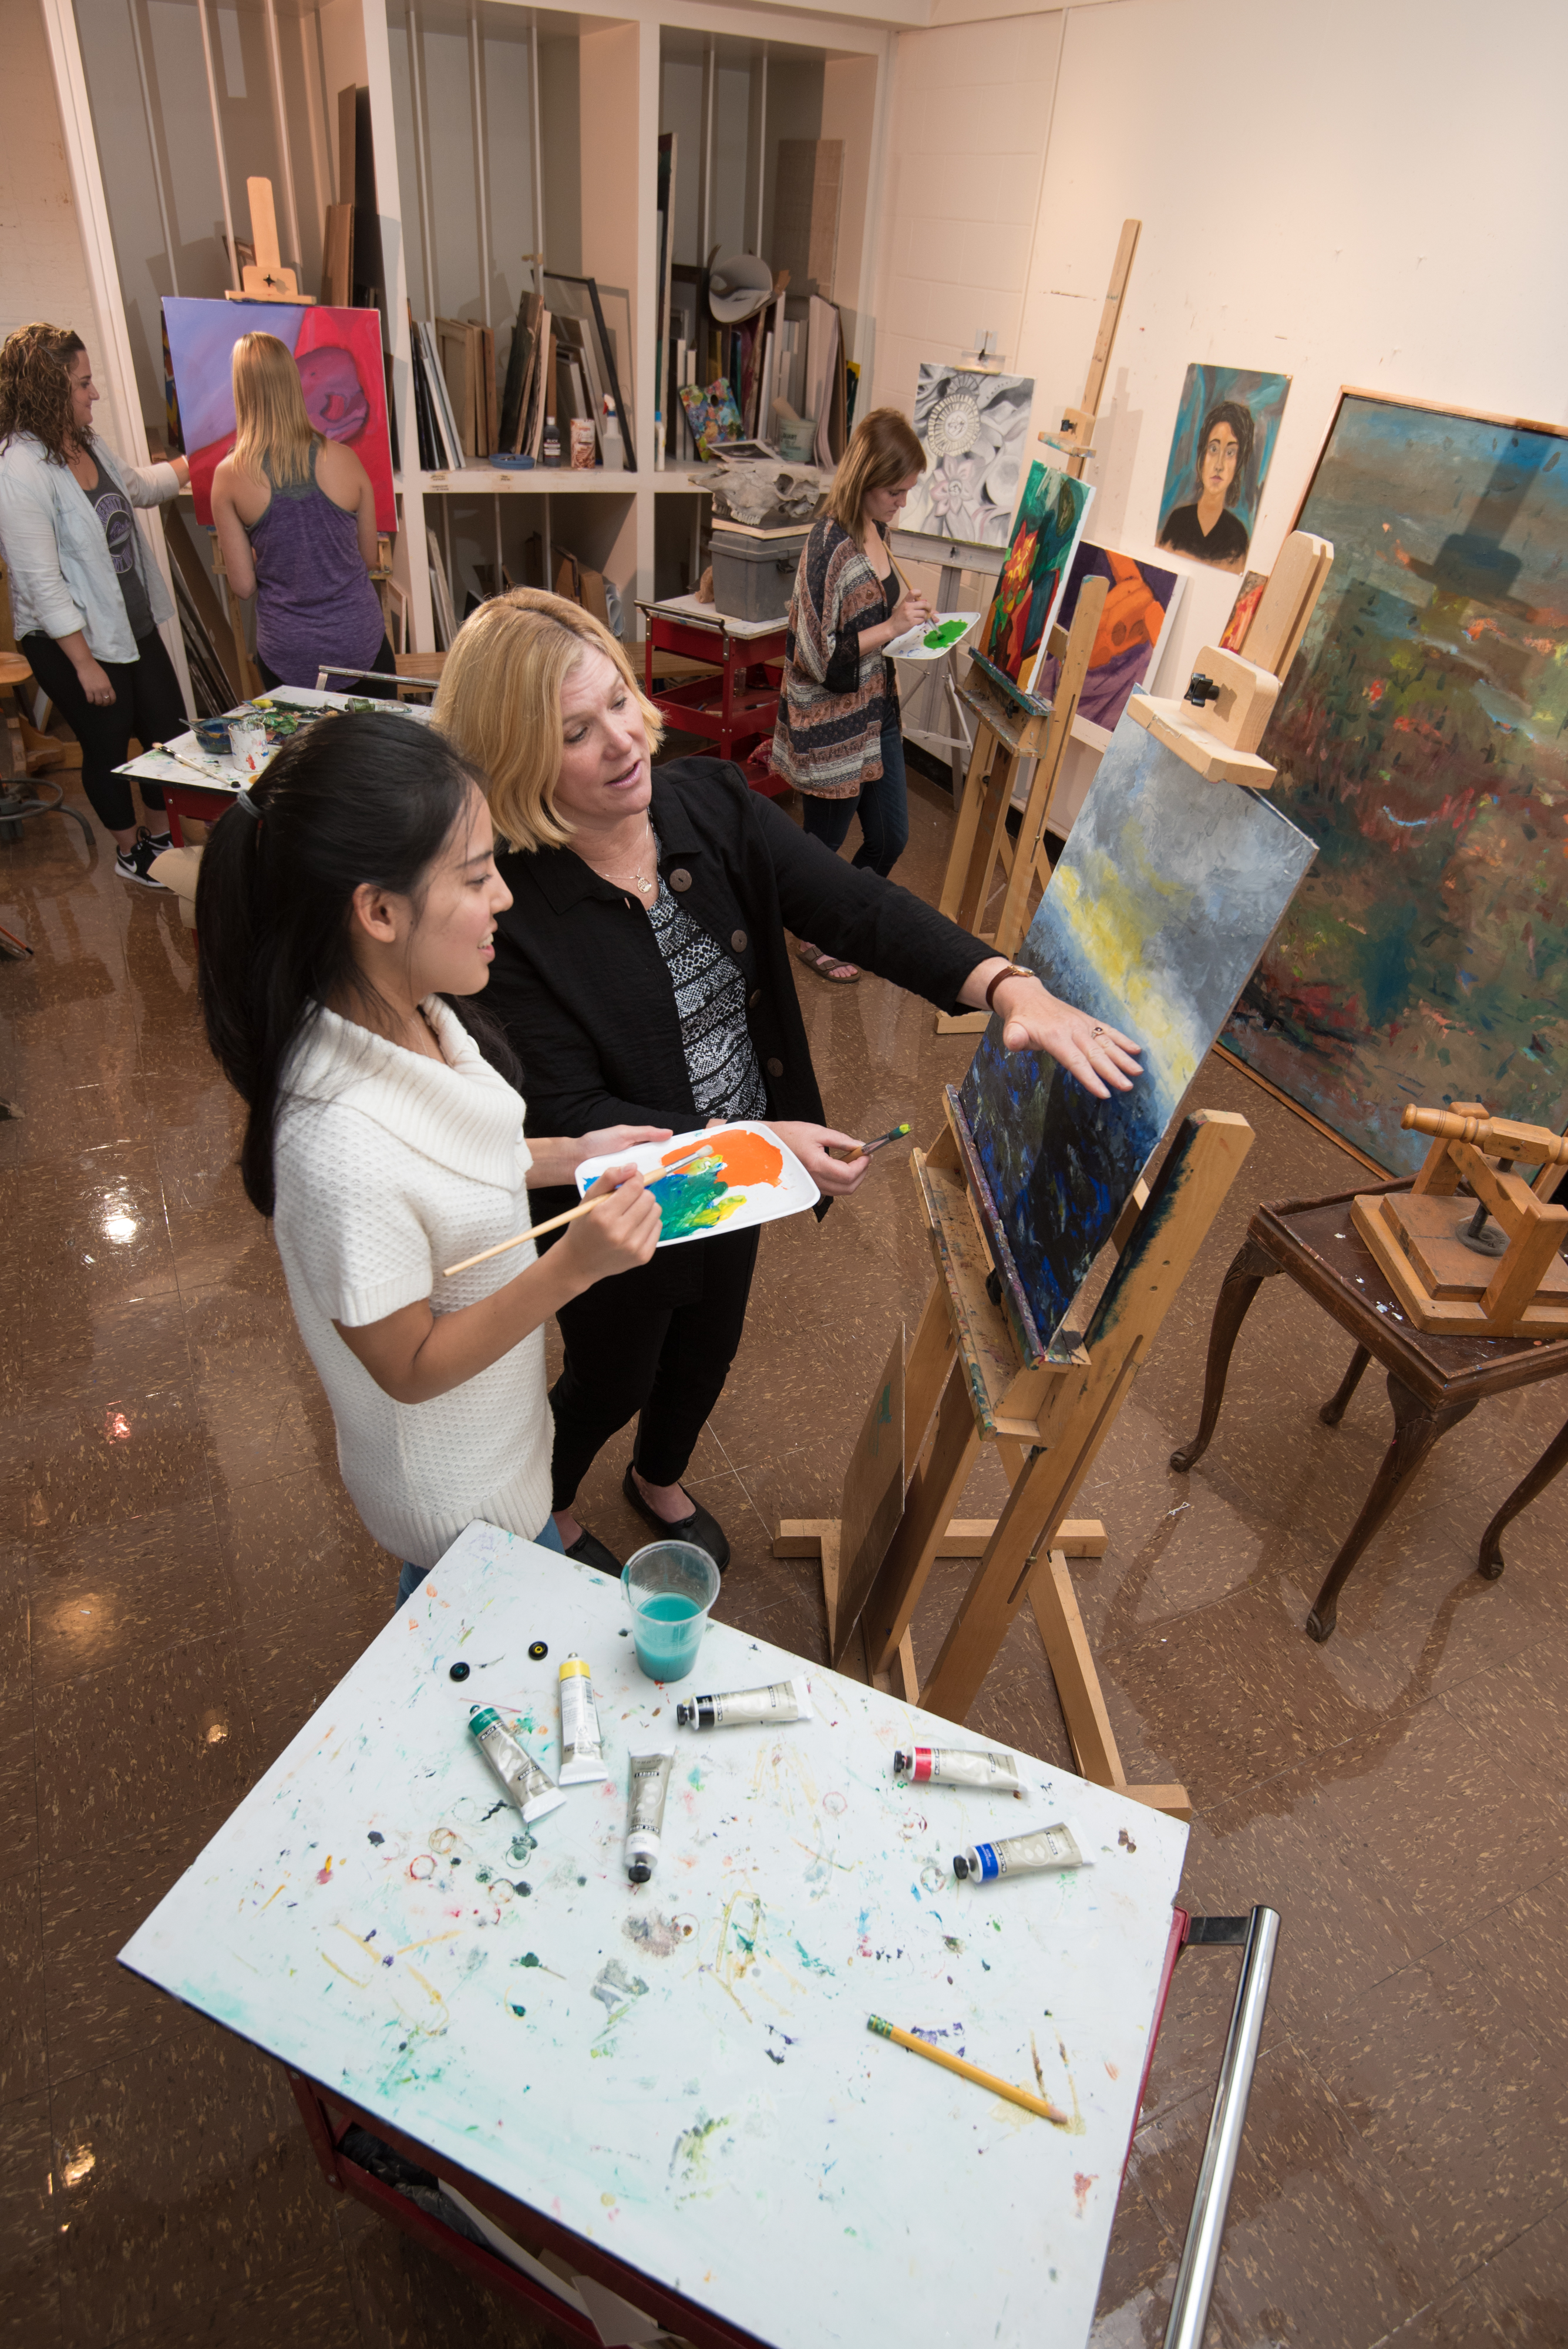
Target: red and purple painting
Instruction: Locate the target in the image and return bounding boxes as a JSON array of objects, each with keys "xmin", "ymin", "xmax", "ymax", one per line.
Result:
[
  {"xmin": 1034, "ymin": 544, "xmax": 1185, "ymax": 733},
  {"xmin": 162, "ymin": 297, "xmax": 395, "ymax": 533}
]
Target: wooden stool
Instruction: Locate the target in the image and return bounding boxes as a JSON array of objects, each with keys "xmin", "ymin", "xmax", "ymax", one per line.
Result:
[
  {"xmin": 1171, "ymin": 1180, "xmax": 1568, "ymax": 1639},
  {"xmin": 0, "ymin": 652, "xmax": 91, "ymax": 842}
]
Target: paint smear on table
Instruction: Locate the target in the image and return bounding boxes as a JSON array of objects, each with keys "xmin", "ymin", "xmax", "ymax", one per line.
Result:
[{"xmin": 656, "ymin": 1128, "xmax": 784, "ymax": 1241}]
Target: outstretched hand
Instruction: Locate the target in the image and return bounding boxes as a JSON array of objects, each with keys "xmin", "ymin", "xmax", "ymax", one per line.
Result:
[{"xmin": 991, "ymin": 973, "xmax": 1142, "ymax": 1101}]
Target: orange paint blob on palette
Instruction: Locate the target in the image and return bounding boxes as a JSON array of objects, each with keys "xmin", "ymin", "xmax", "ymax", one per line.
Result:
[{"xmin": 661, "ymin": 1128, "xmax": 784, "ymax": 1188}]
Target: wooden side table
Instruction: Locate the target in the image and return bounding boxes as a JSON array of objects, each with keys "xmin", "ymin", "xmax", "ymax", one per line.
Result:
[{"xmin": 1171, "ymin": 1181, "xmax": 1568, "ymax": 1640}]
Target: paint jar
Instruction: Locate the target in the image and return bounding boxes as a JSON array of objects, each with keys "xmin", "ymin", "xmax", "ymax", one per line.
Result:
[
  {"xmin": 228, "ymin": 717, "xmax": 267, "ymax": 777},
  {"xmin": 622, "ymin": 1541, "xmax": 720, "ymax": 1682}
]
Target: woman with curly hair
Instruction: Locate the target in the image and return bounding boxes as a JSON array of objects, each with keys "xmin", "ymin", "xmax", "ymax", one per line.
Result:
[{"xmin": 0, "ymin": 323, "xmax": 190, "ymax": 883}]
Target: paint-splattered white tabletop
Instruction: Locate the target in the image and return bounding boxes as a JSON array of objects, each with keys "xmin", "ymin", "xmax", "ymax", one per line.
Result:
[{"xmin": 120, "ymin": 1524, "xmax": 1188, "ymax": 2348}]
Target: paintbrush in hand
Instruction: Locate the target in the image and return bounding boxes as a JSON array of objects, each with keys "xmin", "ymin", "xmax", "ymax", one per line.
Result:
[
  {"xmin": 830, "ymin": 1122, "xmax": 911, "ymax": 1163},
  {"xmin": 442, "ymin": 1153, "xmax": 722, "ymax": 1278}
]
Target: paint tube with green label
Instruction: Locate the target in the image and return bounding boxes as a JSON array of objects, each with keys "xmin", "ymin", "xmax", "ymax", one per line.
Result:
[
  {"xmin": 557, "ymin": 1656, "xmax": 607, "ymax": 1785},
  {"xmin": 469, "ymin": 1708, "xmax": 565, "ymax": 1823},
  {"xmin": 625, "ymin": 1750, "xmax": 672, "ymax": 1884}
]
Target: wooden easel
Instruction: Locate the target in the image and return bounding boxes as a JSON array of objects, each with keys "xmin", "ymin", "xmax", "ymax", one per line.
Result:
[
  {"xmin": 1037, "ymin": 216, "xmax": 1142, "ymax": 480},
  {"xmin": 225, "ymin": 179, "xmax": 313, "ymax": 305},
  {"xmin": 778, "ymin": 1096, "xmax": 1258, "ymax": 1817},
  {"xmin": 1353, "ymin": 1103, "xmax": 1568, "ymax": 1338},
  {"xmin": 934, "ymin": 576, "xmax": 1108, "ymax": 1031}
]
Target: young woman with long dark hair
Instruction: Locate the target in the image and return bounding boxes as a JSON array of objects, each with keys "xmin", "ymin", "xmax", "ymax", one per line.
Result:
[
  {"xmin": 0, "ymin": 321, "xmax": 189, "ymax": 882},
  {"xmin": 196, "ymin": 712, "xmax": 666, "ymax": 1601}
]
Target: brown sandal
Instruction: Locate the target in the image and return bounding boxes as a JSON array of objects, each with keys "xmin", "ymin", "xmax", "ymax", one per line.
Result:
[{"xmin": 794, "ymin": 940, "xmax": 860, "ymax": 985}]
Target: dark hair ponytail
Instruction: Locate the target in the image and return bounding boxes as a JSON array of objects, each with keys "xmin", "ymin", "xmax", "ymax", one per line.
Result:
[{"xmin": 197, "ymin": 712, "xmax": 516, "ymax": 1215}]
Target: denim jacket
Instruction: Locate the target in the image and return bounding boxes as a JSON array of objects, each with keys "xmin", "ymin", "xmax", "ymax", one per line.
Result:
[{"xmin": 0, "ymin": 432, "xmax": 178, "ymax": 663}]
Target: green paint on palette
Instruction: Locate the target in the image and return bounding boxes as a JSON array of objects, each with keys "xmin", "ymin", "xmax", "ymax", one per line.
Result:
[
  {"xmin": 656, "ymin": 1161, "xmax": 747, "ymax": 1241},
  {"xmin": 921, "ymin": 618, "xmax": 970, "ymax": 651}
]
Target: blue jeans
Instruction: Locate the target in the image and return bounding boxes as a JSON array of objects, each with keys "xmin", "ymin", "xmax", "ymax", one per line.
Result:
[
  {"xmin": 799, "ymin": 715, "xmax": 910, "ymax": 878},
  {"xmin": 397, "ymin": 1513, "xmax": 565, "ymax": 1608}
]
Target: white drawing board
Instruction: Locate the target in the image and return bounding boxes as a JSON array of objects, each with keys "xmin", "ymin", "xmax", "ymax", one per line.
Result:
[
  {"xmin": 575, "ymin": 1121, "xmax": 820, "ymax": 1249},
  {"xmin": 120, "ymin": 1525, "xmax": 1188, "ymax": 2349}
]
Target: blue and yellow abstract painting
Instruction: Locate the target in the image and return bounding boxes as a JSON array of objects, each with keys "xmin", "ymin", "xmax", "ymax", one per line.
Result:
[
  {"xmin": 959, "ymin": 719, "xmax": 1316, "ymax": 1354},
  {"xmin": 1223, "ymin": 392, "xmax": 1568, "ymax": 1173}
]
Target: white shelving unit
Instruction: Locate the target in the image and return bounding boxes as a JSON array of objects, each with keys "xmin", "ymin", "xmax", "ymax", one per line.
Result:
[{"xmin": 42, "ymin": 0, "xmax": 892, "ymax": 660}]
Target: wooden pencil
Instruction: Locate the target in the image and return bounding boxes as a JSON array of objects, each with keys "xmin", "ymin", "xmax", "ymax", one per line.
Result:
[
  {"xmin": 866, "ymin": 2014, "xmax": 1069, "ymax": 2125},
  {"xmin": 442, "ymin": 1153, "xmax": 720, "ymax": 1278}
]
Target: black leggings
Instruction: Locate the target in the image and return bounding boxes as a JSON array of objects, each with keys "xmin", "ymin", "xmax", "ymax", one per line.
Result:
[
  {"xmin": 20, "ymin": 628, "xmax": 180, "ymax": 836},
  {"xmin": 548, "ymin": 1225, "xmax": 761, "ymax": 1509},
  {"xmin": 260, "ymin": 633, "xmax": 399, "ymax": 698}
]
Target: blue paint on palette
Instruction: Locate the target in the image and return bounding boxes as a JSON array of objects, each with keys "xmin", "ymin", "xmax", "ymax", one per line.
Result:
[{"xmin": 958, "ymin": 714, "xmax": 1317, "ymax": 1351}]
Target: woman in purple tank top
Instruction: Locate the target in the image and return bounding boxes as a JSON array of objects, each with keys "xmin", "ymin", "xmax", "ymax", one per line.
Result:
[{"xmin": 211, "ymin": 332, "xmax": 395, "ymax": 693}]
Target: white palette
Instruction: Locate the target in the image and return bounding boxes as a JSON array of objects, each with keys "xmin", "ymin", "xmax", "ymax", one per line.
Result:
[{"xmin": 574, "ymin": 1120, "xmax": 820, "ymax": 1248}]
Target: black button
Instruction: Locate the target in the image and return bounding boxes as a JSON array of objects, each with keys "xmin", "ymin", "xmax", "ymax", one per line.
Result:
[
  {"xmin": 449, "ymin": 1661, "xmax": 470, "ymax": 1682},
  {"xmin": 748, "ymin": 990, "xmax": 761, "ymax": 1009},
  {"xmin": 766, "ymin": 1056, "xmax": 784, "ymax": 1078},
  {"xmin": 669, "ymin": 867, "xmax": 692, "ymax": 892},
  {"xmin": 731, "ymin": 928, "xmax": 748, "ymax": 952},
  {"xmin": 528, "ymin": 1640, "xmax": 548, "ymax": 1660}
]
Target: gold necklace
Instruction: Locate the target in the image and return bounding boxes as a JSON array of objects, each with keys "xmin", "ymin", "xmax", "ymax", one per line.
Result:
[{"xmin": 594, "ymin": 820, "xmax": 658, "ymax": 899}]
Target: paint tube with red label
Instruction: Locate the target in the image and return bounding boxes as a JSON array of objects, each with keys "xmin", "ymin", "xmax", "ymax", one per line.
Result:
[
  {"xmin": 953, "ymin": 1823, "xmax": 1085, "ymax": 1882},
  {"xmin": 469, "ymin": 1708, "xmax": 566, "ymax": 1824},
  {"xmin": 558, "ymin": 1657, "xmax": 607, "ymax": 1785},
  {"xmin": 675, "ymin": 1679, "xmax": 813, "ymax": 1730},
  {"xmin": 893, "ymin": 1746, "xmax": 1021, "ymax": 1792}
]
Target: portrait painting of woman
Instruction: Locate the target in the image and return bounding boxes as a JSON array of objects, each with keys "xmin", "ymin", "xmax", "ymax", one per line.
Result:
[{"xmin": 1155, "ymin": 364, "xmax": 1290, "ymax": 576}]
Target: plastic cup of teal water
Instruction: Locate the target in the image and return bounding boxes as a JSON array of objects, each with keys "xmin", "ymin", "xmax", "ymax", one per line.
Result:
[{"xmin": 623, "ymin": 1542, "xmax": 721, "ymax": 1682}]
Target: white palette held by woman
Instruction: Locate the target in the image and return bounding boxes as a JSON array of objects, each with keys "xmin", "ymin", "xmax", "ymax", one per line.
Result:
[{"xmin": 574, "ymin": 1120, "xmax": 819, "ymax": 1248}]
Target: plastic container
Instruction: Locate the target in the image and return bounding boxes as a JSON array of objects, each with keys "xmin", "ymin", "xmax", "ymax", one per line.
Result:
[
  {"xmin": 600, "ymin": 398, "xmax": 625, "ymax": 472},
  {"xmin": 541, "ymin": 416, "xmax": 561, "ymax": 467},
  {"xmin": 622, "ymin": 1541, "xmax": 721, "ymax": 1682},
  {"xmin": 709, "ymin": 526, "xmax": 809, "ymax": 624}
]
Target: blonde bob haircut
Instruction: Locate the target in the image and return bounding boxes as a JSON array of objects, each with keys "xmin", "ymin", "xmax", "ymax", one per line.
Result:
[
  {"xmin": 231, "ymin": 332, "xmax": 318, "ymax": 488},
  {"xmin": 433, "ymin": 588, "xmax": 665, "ymax": 854},
  {"xmin": 826, "ymin": 407, "xmax": 924, "ymax": 533}
]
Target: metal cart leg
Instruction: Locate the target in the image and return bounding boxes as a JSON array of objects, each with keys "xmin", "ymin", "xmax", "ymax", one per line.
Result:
[{"xmin": 1162, "ymin": 1906, "xmax": 1280, "ymax": 2349}]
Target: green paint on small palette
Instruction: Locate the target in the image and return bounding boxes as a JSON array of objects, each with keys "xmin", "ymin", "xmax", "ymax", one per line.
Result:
[
  {"xmin": 656, "ymin": 1161, "xmax": 747, "ymax": 1240},
  {"xmin": 921, "ymin": 618, "xmax": 970, "ymax": 651}
]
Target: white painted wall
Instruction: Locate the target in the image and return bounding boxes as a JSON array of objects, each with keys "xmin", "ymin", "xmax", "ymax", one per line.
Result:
[
  {"xmin": 0, "ymin": 0, "xmax": 106, "ymax": 362},
  {"xmin": 871, "ymin": 0, "xmax": 1568, "ymax": 819}
]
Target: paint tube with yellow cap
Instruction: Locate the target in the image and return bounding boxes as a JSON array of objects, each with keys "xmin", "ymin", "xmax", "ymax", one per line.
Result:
[{"xmin": 558, "ymin": 1655, "xmax": 607, "ymax": 1785}]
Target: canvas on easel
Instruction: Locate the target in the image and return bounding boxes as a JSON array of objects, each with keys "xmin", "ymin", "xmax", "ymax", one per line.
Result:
[
  {"xmin": 974, "ymin": 459, "xmax": 1095, "ymax": 695},
  {"xmin": 958, "ymin": 709, "xmax": 1318, "ymax": 1359}
]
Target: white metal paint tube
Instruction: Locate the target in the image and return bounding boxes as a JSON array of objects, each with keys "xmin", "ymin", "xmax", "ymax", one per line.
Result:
[
  {"xmin": 557, "ymin": 1656, "xmax": 608, "ymax": 1785},
  {"xmin": 953, "ymin": 1823, "xmax": 1086, "ymax": 1882},
  {"xmin": 468, "ymin": 1708, "xmax": 566, "ymax": 1824},
  {"xmin": 675, "ymin": 1679, "xmax": 814, "ymax": 1730},
  {"xmin": 893, "ymin": 1745, "xmax": 1022, "ymax": 1792},
  {"xmin": 624, "ymin": 1751, "xmax": 673, "ymax": 1884}
]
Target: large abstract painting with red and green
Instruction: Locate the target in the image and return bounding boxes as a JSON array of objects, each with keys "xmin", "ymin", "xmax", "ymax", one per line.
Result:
[
  {"xmin": 976, "ymin": 459, "xmax": 1095, "ymax": 694},
  {"xmin": 1223, "ymin": 390, "xmax": 1568, "ymax": 1173}
]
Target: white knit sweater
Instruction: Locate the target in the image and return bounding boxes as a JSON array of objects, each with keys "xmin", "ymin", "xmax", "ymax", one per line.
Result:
[{"xmin": 271, "ymin": 998, "xmax": 552, "ymax": 1568}]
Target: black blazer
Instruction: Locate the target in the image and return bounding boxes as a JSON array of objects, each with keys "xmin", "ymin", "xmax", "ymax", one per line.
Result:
[{"xmin": 484, "ymin": 758, "xmax": 992, "ymax": 1296}]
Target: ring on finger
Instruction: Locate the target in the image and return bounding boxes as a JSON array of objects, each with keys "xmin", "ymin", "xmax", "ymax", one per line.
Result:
[{"xmin": 1091, "ymin": 1024, "xmax": 1108, "ymax": 1041}]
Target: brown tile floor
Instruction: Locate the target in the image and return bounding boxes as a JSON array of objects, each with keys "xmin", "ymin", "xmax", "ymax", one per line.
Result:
[{"xmin": 2, "ymin": 765, "xmax": 1565, "ymax": 2349}]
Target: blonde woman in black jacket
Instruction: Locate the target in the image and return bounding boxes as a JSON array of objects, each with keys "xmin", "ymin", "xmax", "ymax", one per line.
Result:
[{"xmin": 434, "ymin": 590, "xmax": 1139, "ymax": 1578}]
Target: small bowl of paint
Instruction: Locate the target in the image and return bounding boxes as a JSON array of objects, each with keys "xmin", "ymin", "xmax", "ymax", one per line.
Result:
[{"xmin": 193, "ymin": 718, "xmax": 232, "ymax": 757}]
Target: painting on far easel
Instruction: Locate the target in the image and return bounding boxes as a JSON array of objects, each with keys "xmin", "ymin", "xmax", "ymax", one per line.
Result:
[
  {"xmin": 1034, "ymin": 543, "xmax": 1185, "ymax": 736},
  {"xmin": 975, "ymin": 459, "xmax": 1095, "ymax": 693},
  {"xmin": 1223, "ymin": 389, "xmax": 1568, "ymax": 1175},
  {"xmin": 958, "ymin": 716, "xmax": 1316, "ymax": 1354},
  {"xmin": 1155, "ymin": 364, "xmax": 1290, "ymax": 574},
  {"xmin": 162, "ymin": 297, "xmax": 395, "ymax": 533}
]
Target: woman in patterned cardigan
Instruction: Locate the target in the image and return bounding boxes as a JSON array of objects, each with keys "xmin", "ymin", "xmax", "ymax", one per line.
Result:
[{"xmin": 773, "ymin": 409, "xmax": 934, "ymax": 983}]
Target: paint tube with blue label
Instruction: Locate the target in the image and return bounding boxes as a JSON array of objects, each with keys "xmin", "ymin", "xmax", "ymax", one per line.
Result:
[
  {"xmin": 953, "ymin": 1822, "xmax": 1085, "ymax": 1882},
  {"xmin": 675, "ymin": 1679, "xmax": 813, "ymax": 1731},
  {"xmin": 894, "ymin": 1745, "xmax": 1021, "ymax": 1792},
  {"xmin": 557, "ymin": 1656, "xmax": 607, "ymax": 1785},
  {"xmin": 625, "ymin": 1750, "xmax": 672, "ymax": 1884},
  {"xmin": 469, "ymin": 1707, "xmax": 566, "ymax": 1824}
]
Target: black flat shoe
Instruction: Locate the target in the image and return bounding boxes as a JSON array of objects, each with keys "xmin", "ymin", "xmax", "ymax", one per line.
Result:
[
  {"xmin": 564, "ymin": 1526, "xmax": 623, "ymax": 1577},
  {"xmin": 621, "ymin": 1465, "xmax": 730, "ymax": 1572}
]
